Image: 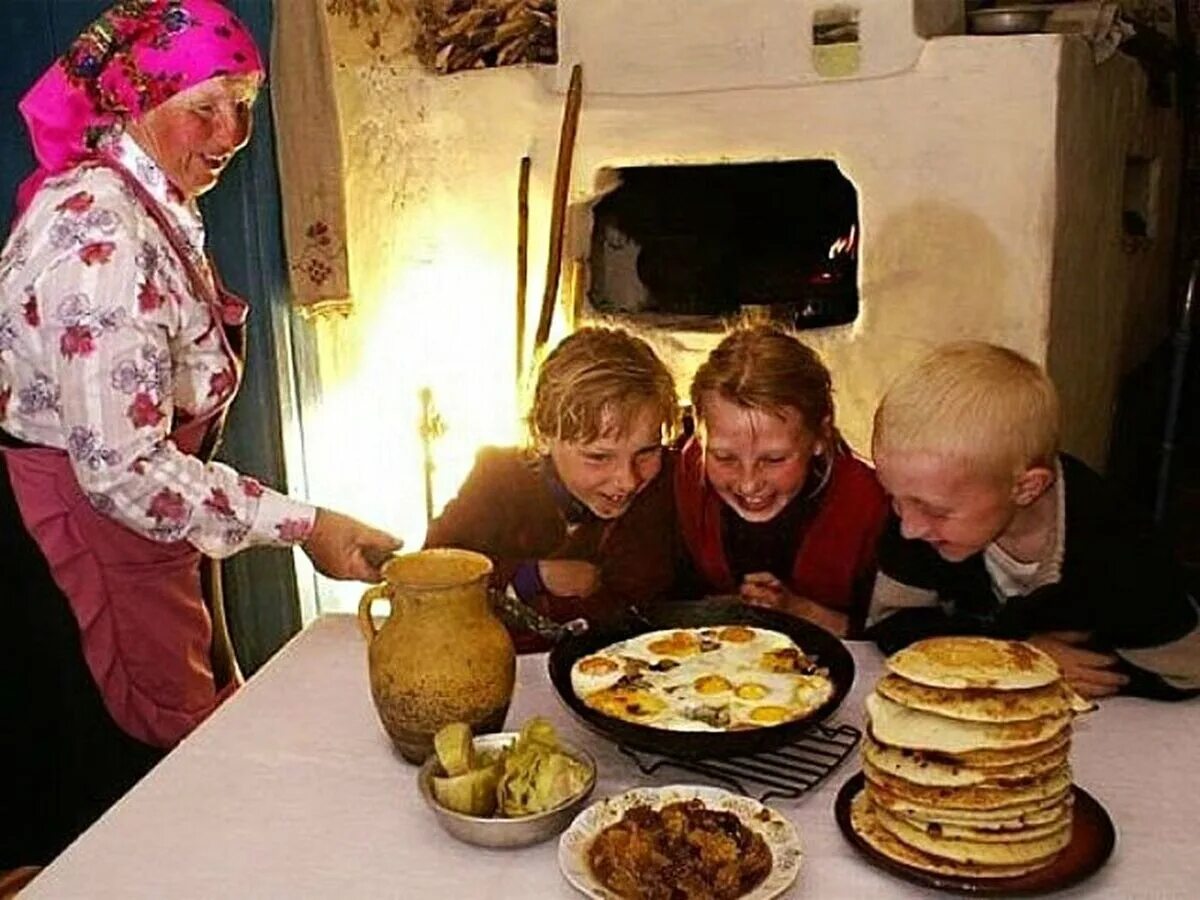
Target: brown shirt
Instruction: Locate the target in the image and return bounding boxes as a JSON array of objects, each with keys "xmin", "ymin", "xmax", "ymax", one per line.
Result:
[{"xmin": 424, "ymin": 446, "xmax": 679, "ymax": 652}]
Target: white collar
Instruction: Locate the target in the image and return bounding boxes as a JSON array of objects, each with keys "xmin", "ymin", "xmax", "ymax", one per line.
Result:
[{"xmin": 105, "ymin": 131, "xmax": 208, "ymax": 259}]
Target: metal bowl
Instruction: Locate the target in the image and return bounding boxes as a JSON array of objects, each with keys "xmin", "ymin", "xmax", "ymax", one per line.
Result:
[
  {"xmin": 417, "ymin": 732, "xmax": 597, "ymax": 849},
  {"xmin": 968, "ymin": 8, "xmax": 1051, "ymax": 35}
]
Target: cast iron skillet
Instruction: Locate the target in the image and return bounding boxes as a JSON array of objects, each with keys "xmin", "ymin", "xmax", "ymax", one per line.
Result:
[{"xmin": 547, "ymin": 597, "xmax": 855, "ymax": 760}]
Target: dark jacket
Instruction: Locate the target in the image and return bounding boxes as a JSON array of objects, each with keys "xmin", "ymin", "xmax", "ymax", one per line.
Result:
[
  {"xmin": 866, "ymin": 454, "xmax": 1200, "ymax": 699},
  {"xmin": 425, "ymin": 446, "xmax": 679, "ymax": 652}
]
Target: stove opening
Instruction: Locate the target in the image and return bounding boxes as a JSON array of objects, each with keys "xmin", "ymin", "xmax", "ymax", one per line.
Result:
[{"xmin": 587, "ymin": 160, "xmax": 859, "ymax": 329}]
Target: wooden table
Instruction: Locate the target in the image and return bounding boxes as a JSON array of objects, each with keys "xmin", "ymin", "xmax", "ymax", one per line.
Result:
[{"xmin": 26, "ymin": 615, "xmax": 1200, "ymax": 898}]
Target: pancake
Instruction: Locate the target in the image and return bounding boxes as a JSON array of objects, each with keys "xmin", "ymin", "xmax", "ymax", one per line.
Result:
[
  {"xmin": 867, "ymin": 726, "xmax": 1071, "ymax": 770},
  {"xmin": 867, "ymin": 692, "xmax": 1071, "ymax": 754},
  {"xmin": 898, "ymin": 807, "xmax": 1072, "ymax": 843},
  {"xmin": 863, "ymin": 760, "xmax": 1071, "ymax": 811},
  {"xmin": 849, "ymin": 791, "xmax": 1049, "ymax": 879},
  {"xmin": 869, "ymin": 783, "xmax": 1073, "ymax": 827},
  {"xmin": 875, "ymin": 673, "xmax": 1084, "ymax": 723},
  {"xmin": 873, "ymin": 802, "xmax": 1071, "ymax": 866},
  {"xmin": 928, "ymin": 730, "xmax": 1072, "ymax": 768},
  {"xmin": 854, "ymin": 637, "xmax": 1084, "ymax": 881},
  {"xmin": 886, "ymin": 637, "xmax": 1061, "ymax": 691},
  {"xmin": 863, "ymin": 734, "xmax": 1070, "ymax": 788}
]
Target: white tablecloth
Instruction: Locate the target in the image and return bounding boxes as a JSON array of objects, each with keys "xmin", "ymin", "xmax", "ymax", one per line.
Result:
[{"xmin": 26, "ymin": 615, "xmax": 1200, "ymax": 899}]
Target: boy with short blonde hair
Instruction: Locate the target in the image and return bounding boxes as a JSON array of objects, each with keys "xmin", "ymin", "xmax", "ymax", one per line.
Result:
[
  {"xmin": 867, "ymin": 341, "xmax": 1200, "ymax": 699},
  {"xmin": 874, "ymin": 341, "xmax": 1060, "ymax": 478}
]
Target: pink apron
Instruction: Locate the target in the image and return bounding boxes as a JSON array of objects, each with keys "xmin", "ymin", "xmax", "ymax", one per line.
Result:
[{"xmin": 1, "ymin": 158, "xmax": 247, "ymax": 749}]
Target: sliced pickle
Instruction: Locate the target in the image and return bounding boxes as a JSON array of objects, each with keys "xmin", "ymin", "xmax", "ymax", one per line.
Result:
[
  {"xmin": 431, "ymin": 763, "xmax": 501, "ymax": 817},
  {"xmin": 433, "ymin": 722, "xmax": 475, "ymax": 777}
]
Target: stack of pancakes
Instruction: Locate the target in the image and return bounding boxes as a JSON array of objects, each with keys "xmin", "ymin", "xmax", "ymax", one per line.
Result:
[{"xmin": 850, "ymin": 637, "xmax": 1094, "ymax": 879}]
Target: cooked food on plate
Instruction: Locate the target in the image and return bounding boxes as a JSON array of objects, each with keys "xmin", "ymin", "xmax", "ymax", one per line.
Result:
[
  {"xmin": 587, "ymin": 798, "xmax": 772, "ymax": 900},
  {"xmin": 850, "ymin": 637, "xmax": 1095, "ymax": 879},
  {"xmin": 570, "ymin": 626, "xmax": 834, "ymax": 732}
]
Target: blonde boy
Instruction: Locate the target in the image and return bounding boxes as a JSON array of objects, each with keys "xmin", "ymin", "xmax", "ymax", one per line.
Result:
[{"xmin": 867, "ymin": 342, "xmax": 1200, "ymax": 699}]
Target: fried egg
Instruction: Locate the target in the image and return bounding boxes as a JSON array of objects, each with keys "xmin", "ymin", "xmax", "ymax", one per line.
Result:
[
  {"xmin": 647, "ymin": 630, "xmax": 703, "ymax": 657},
  {"xmin": 569, "ymin": 627, "xmax": 835, "ymax": 732},
  {"xmin": 585, "ymin": 687, "xmax": 668, "ymax": 720}
]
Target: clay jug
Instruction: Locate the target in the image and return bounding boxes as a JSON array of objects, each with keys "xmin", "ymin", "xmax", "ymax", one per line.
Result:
[{"xmin": 358, "ymin": 548, "xmax": 515, "ymax": 763}]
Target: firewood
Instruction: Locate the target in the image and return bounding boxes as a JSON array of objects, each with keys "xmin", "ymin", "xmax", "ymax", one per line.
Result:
[{"xmin": 415, "ymin": 0, "xmax": 557, "ymax": 74}]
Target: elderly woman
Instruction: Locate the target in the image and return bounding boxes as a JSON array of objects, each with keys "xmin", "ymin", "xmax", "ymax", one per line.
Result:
[{"xmin": 0, "ymin": 0, "xmax": 398, "ymax": 867}]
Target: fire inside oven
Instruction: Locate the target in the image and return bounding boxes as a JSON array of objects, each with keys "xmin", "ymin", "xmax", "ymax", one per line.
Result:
[{"xmin": 587, "ymin": 161, "xmax": 859, "ymax": 328}]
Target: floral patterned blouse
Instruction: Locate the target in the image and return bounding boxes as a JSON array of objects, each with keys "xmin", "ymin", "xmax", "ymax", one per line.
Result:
[{"xmin": 0, "ymin": 134, "xmax": 315, "ymax": 557}]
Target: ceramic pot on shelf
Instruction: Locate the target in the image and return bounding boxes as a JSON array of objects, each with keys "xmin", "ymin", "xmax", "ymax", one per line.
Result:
[{"xmin": 358, "ymin": 548, "xmax": 515, "ymax": 764}]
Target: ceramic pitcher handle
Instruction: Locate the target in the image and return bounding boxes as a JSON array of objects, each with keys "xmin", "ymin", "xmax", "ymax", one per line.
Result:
[{"xmin": 358, "ymin": 585, "xmax": 391, "ymax": 641}]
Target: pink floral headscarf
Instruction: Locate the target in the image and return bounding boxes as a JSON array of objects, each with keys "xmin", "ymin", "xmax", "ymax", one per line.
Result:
[{"xmin": 15, "ymin": 0, "xmax": 264, "ymax": 216}]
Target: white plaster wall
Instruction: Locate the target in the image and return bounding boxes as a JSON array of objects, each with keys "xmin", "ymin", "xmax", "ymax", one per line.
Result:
[
  {"xmin": 557, "ymin": 0, "xmax": 930, "ymax": 94},
  {"xmin": 566, "ymin": 35, "xmax": 1065, "ymax": 456},
  {"xmin": 309, "ymin": 19, "xmax": 565, "ymax": 610},
  {"xmin": 309, "ymin": 18, "xmax": 1163, "ymax": 608}
]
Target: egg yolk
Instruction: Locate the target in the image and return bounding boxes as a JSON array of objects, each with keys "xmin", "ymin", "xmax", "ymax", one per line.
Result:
[
  {"xmin": 622, "ymin": 691, "xmax": 667, "ymax": 716},
  {"xmin": 760, "ymin": 648, "xmax": 806, "ymax": 673},
  {"xmin": 589, "ymin": 688, "xmax": 666, "ymax": 718},
  {"xmin": 579, "ymin": 656, "xmax": 619, "ymax": 675},
  {"xmin": 648, "ymin": 631, "xmax": 701, "ymax": 657},
  {"xmin": 749, "ymin": 705, "xmax": 792, "ymax": 725},
  {"xmin": 694, "ymin": 675, "xmax": 733, "ymax": 695},
  {"xmin": 735, "ymin": 683, "xmax": 769, "ymax": 700},
  {"xmin": 718, "ymin": 626, "xmax": 756, "ymax": 643}
]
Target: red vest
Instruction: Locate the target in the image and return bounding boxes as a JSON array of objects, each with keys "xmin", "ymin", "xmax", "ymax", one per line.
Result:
[{"xmin": 673, "ymin": 437, "xmax": 888, "ymax": 612}]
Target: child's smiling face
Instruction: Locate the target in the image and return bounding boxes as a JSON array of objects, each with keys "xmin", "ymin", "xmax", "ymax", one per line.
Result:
[
  {"xmin": 873, "ymin": 450, "xmax": 1018, "ymax": 561},
  {"xmin": 547, "ymin": 403, "xmax": 664, "ymax": 520},
  {"xmin": 699, "ymin": 393, "xmax": 825, "ymax": 523}
]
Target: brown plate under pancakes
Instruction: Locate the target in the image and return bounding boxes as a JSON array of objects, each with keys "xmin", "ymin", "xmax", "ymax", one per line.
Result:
[{"xmin": 834, "ymin": 772, "xmax": 1115, "ymax": 895}]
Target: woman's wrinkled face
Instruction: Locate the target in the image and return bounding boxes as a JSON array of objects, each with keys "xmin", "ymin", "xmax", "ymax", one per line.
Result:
[
  {"xmin": 129, "ymin": 74, "xmax": 260, "ymax": 198},
  {"xmin": 547, "ymin": 404, "xmax": 665, "ymax": 520},
  {"xmin": 700, "ymin": 393, "xmax": 824, "ymax": 523},
  {"xmin": 873, "ymin": 449, "xmax": 1018, "ymax": 562}
]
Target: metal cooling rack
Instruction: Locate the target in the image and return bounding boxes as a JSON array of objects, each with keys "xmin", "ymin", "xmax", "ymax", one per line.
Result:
[{"xmin": 618, "ymin": 721, "xmax": 862, "ymax": 803}]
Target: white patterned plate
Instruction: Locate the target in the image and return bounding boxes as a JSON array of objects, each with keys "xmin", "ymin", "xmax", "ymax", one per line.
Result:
[{"xmin": 557, "ymin": 784, "xmax": 803, "ymax": 899}]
